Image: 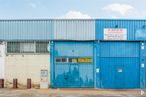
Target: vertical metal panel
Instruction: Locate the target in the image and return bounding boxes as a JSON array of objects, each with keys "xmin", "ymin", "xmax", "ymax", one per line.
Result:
[
  {"xmin": 52, "ymin": 41, "xmax": 94, "ymax": 88},
  {"xmin": 95, "ymin": 41, "xmax": 100, "ymax": 88},
  {"xmin": 0, "ymin": 20, "xmax": 53, "ymax": 40},
  {"xmin": 100, "ymin": 57, "xmax": 139, "ymax": 88},
  {"xmin": 50, "ymin": 41, "xmax": 55, "ymax": 87},
  {"xmin": 99, "ymin": 42, "xmax": 140, "ymax": 88},
  {"xmin": 140, "ymin": 42, "xmax": 145, "ymax": 89},
  {"xmin": 54, "ymin": 20, "xmax": 95, "ymax": 40},
  {"xmin": 143, "ymin": 42, "xmax": 146, "ymax": 88},
  {"xmin": 96, "ymin": 19, "xmax": 146, "ymax": 40},
  {"xmin": 100, "ymin": 42, "xmax": 139, "ymax": 57}
]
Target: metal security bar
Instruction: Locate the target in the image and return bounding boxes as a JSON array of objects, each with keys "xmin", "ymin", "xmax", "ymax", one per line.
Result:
[{"xmin": 7, "ymin": 41, "xmax": 50, "ymax": 54}]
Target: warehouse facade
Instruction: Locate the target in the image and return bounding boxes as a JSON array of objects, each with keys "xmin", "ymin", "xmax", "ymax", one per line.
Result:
[
  {"xmin": 0, "ymin": 19, "xmax": 146, "ymax": 89},
  {"xmin": 0, "ymin": 20, "xmax": 51, "ymax": 88},
  {"xmin": 50, "ymin": 19, "xmax": 146, "ymax": 89}
]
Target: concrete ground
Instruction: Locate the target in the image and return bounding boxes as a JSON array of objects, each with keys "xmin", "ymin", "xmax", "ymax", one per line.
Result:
[{"xmin": 0, "ymin": 89, "xmax": 146, "ymax": 97}]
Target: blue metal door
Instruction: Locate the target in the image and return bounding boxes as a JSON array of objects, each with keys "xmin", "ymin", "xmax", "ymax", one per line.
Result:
[
  {"xmin": 115, "ymin": 64, "xmax": 124, "ymax": 88},
  {"xmin": 99, "ymin": 42, "xmax": 140, "ymax": 89},
  {"xmin": 53, "ymin": 42, "xmax": 94, "ymax": 88}
]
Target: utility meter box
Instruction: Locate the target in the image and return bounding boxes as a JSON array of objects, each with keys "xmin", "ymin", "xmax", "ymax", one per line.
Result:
[{"xmin": 40, "ymin": 70, "xmax": 48, "ymax": 89}]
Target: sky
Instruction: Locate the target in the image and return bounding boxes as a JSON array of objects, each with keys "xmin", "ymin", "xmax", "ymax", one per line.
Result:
[{"xmin": 0, "ymin": 0, "xmax": 146, "ymax": 19}]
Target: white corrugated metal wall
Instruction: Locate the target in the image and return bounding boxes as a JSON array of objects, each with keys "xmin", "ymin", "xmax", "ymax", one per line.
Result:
[{"xmin": 54, "ymin": 20, "xmax": 95, "ymax": 40}]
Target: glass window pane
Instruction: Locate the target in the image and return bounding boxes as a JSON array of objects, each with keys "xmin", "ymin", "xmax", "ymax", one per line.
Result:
[
  {"xmin": 20, "ymin": 42, "xmax": 35, "ymax": 53},
  {"xmin": 36, "ymin": 42, "xmax": 49, "ymax": 53},
  {"xmin": 56, "ymin": 58, "xmax": 68, "ymax": 63},
  {"xmin": 68, "ymin": 58, "xmax": 77, "ymax": 63},
  {"xmin": 62, "ymin": 58, "xmax": 67, "ymax": 62},
  {"xmin": 56, "ymin": 58, "xmax": 61, "ymax": 62},
  {"xmin": 7, "ymin": 42, "xmax": 20, "ymax": 53}
]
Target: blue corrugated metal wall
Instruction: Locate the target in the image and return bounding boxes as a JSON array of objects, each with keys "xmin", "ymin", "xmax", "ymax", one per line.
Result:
[
  {"xmin": 142, "ymin": 42, "xmax": 146, "ymax": 88},
  {"xmin": 1, "ymin": 19, "xmax": 146, "ymax": 41},
  {"xmin": 1, "ymin": 19, "xmax": 146, "ymax": 89},
  {"xmin": 98, "ymin": 42, "xmax": 140, "ymax": 88},
  {"xmin": 50, "ymin": 41, "xmax": 146, "ymax": 89},
  {"xmin": 96, "ymin": 19, "xmax": 146, "ymax": 40},
  {"xmin": 51, "ymin": 41, "xmax": 95, "ymax": 88}
]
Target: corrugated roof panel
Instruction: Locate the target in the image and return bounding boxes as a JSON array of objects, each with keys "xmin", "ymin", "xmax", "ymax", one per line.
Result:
[
  {"xmin": 96, "ymin": 19, "xmax": 146, "ymax": 40},
  {"xmin": 53, "ymin": 20, "xmax": 95, "ymax": 40},
  {"xmin": 0, "ymin": 20, "xmax": 53, "ymax": 41}
]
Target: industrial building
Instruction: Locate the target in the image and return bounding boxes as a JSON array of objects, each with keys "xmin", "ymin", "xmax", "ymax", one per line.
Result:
[{"xmin": 0, "ymin": 19, "xmax": 146, "ymax": 89}]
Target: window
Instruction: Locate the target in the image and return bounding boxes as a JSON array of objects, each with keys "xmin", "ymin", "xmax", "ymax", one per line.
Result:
[
  {"xmin": 55, "ymin": 57, "xmax": 93, "ymax": 64},
  {"xmin": 7, "ymin": 41, "xmax": 49, "ymax": 53},
  {"xmin": 7, "ymin": 42, "xmax": 20, "ymax": 53},
  {"xmin": 56, "ymin": 58, "xmax": 62, "ymax": 62},
  {"xmin": 20, "ymin": 42, "xmax": 35, "ymax": 53},
  {"xmin": 36, "ymin": 42, "xmax": 49, "ymax": 53},
  {"xmin": 56, "ymin": 58, "xmax": 68, "ymax": 63},
  {"xmin": 68, "ymin": 58, "xmax": 77, "ymax": 63}
]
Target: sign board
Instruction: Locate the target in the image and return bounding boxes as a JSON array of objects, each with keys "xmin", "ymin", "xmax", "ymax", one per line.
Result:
[
  {"xmin": 78, "ymin": 58, "xmax": 92, "ymax": 63},
  {"xmin": 118, "ymin": 69, "xmax": 123, "ymax": 73},
  {"xmin": 141, "ymin": 64, "xmax": 145, "ymax": 68},
  {"xmin": 40, "ymin": 70, "xmax": 48, "ymax": 89},
  {"xmin": 104, "ymin": 28, "xmax": 127, "ymax": 40},
  {"xmin": 96, "ymin": 68, "xmax": 100, "ymax": 73}
]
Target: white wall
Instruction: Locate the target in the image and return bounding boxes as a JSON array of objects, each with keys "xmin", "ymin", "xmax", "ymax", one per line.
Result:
[
  {"xmin": 0, "ymin": 43, "xmax": 5, "ymax": 79},
  {"xmin": 5, "ymin": 54, "xmax": 50, "ymax": 88}
]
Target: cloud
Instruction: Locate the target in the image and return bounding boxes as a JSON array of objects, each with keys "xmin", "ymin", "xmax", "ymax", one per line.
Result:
[
  {"xmin": 111, "ymin": 15, "xmax": 119, "ymax": 19},
  {"xmin": 28, "ymin": 3, "xmax": 37, "ymax": 8},
  {"xmin": 58, "ymin": 11, "xmax": 92, "ymax": 19},
  {"xmin": 103, "ymin": 3, "xmax": 134, "ymax": 15}
]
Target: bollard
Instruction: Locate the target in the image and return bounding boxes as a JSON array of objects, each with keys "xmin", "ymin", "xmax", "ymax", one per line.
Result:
[
  {"xmin": 13, "ymin": 79, "xmax": 18, "ymax": 89},
  {"xmin": 27, "ymin": 79, "xmax": 31, "ymax": 89},
  {"xmin": 0, "ymin": 79, "xmax": 4, "ymax": 88}
]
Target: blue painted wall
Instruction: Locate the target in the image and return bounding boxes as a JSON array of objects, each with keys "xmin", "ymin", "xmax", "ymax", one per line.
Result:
[
  {"xmin": 51, "ymin": 41, "xmax": 145, "ymax": 89},
  {"xmin": 96, "ymin": 19, "xmax": 146, "ymax": 40},
  {"xmin": 51, "ymin": 41, "xmax": 95, "ymax": 88},
  {"xmin": 98, "ymin": 42, "xmax": 140, "ymax": 88}
]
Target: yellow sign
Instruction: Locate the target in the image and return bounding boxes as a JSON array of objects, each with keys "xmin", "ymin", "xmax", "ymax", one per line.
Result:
[{"xmin": 78, "ymin": 58, "xmax": 92, "ymax": 63}]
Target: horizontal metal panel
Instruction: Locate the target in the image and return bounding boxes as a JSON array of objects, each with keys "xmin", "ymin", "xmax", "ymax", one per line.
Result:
[
  {"xmin": 100, "ymin": 42, "xmax": 140, "ymax": 57},
  {"xmin": 0, "ymin": 20, "xmax": 53, "ymax": 40},
  {"xmin": 54, "ymin": 20, "xmax": 95, "ymax": 40},
  {"xmin": 54, "ymin": 41, "xmax": 94, "ymax": 57},
  {"xmin": 96, "ymin": 19, "xmax": 146, "ymax": 40},
  {"xmin": 2, "ymin": 19, "xmax": 146, "ymax": 41}
]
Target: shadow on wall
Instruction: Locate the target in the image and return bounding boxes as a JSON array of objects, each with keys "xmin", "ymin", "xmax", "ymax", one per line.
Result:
[{"xmin": 55, "ymin": 66, "xmax": 93, "ymax": 87}]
